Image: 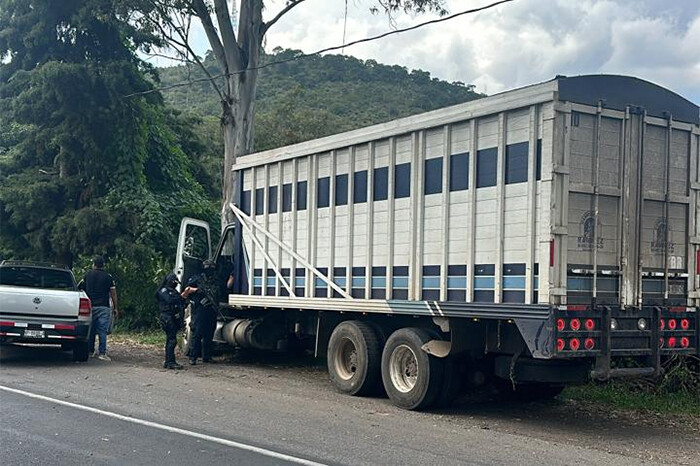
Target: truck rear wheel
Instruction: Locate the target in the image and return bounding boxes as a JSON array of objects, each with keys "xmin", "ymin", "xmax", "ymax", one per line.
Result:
[
  {"xmin": 72, "ymin": 341, "xmax": 89, "ymax": 362},
  {"xmin": 381, "ymin": 328, "xmax": 444, "ymax": 410},
  {"xmin": 327, "ymin": 321, "xmax": 382, "ymax": 396}
]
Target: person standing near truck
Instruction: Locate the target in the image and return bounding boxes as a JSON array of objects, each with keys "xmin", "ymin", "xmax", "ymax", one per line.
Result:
[
  {"xmin": 80, "ymin": 256, "xmax": 118, "ymax": 361},
  {"xmin": 182, "ymin": 260, "xmax": 218, "ymax": 365},
  {"xmin": 155, "ymin": 273, "xmax": 185, "ymax": 370}
]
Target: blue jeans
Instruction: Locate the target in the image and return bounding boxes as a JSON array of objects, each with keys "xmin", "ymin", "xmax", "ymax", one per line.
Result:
[{"xmin": 89, "ymin": 306, "xmax": 112, "ymax": 355}]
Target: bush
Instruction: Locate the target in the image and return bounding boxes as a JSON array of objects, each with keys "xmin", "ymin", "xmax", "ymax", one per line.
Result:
[{"xmin": 74, "ymin": 251, "xmax": 172, "ymax": 331}]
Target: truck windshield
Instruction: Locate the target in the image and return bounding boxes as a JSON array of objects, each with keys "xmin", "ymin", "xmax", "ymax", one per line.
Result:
[{"xmin": 0, "ymin": 267, "xmax": 77, "ymax": 291}]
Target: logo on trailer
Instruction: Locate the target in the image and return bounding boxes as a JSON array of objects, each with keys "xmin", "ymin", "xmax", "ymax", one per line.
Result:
[
  {"xmin": 577, "ymin": 211, "xmax": 604, "ymax": 251},
  {"xmin": 651, "ymin": 218, "xmax": 674, "ymax": 254},
  {"xmin": 33, "ymin": 297, "xmax": 42, "ymax": 304}
]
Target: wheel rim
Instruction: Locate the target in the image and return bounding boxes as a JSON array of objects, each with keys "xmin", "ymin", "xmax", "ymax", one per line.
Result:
[
  {"xmin": 389, "ymin": 344, "xmax": 418, "ymax": 393},
  {"xmin": 334, "ymin": 337, "xmax": 358, "ymax": 380}
]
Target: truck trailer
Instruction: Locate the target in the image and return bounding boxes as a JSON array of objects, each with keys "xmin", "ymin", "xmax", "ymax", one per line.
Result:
[{"xmin": 176, "ymin": 74, "xmax": 699, "ymax": 410}]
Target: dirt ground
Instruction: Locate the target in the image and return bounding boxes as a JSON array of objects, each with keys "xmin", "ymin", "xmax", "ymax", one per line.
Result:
[{"xmin": 104, "ymin": 340, "xmax": 700, "ymax": 464}]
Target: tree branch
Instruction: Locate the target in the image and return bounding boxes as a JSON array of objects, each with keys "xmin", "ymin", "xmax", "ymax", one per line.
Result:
[
  {"xmin": 262, "ymin": 0, "xmax": 308, "ymax": 34},
  {"xmin": 213, "ymin": 0, "xmax": 243, "ymax": 71},
  {"xmin": 191, "ymin": 0, "xmax": 228, "ymax": 72}
]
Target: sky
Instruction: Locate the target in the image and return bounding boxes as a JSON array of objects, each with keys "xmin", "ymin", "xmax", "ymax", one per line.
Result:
[{"xmin": 159, "ymin": 0, "xmax": 700, "ymax": 103}]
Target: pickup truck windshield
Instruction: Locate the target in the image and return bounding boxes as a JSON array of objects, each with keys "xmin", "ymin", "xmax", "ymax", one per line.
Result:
[{"xmin": 0, "ymin": 267, "xmax": 77, "ymax": 291}]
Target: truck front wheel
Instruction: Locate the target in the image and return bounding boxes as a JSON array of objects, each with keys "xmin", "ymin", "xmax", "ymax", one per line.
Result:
[
  {"xmin": 381, "ymin": 328, "xmax": 445, "ymax": 410},
  {"xmin": 327, "ymin": 321, "xmax": 382, "ymax": 396}
]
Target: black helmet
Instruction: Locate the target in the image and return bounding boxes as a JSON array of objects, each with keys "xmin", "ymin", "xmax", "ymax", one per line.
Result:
[
  {"xmin": 202, "ymin": 260, "xmax": 215, "ymax": 269},
  {"xmin": 165, "ymin": 273, "xmax": 179, "ymax": 286}
]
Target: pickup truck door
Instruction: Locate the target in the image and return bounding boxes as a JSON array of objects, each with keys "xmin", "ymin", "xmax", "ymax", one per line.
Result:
[{"xmin": 175, "ymin": 218, "xmax": 211, "ymax": 290}]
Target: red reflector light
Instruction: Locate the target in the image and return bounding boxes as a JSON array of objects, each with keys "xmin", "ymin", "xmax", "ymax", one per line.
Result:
[
  {"xmin": 54, "ymin": 324, "xmax": 75, "ymax": 331},
  {"xmin": 570, "ymin": 318, "xmax": 581, "ymax": 331},
  {"xmin": 556, "ymin": 319, "xmax": 566, "ymax": 332},
  {"xmin": 697, "ymin": 249, "xmax": 700, "ymax": 274},
  {"xmin": 667, "ymin": 337, "xmax": 677, "ymax": 348},
  {"xmin": 660, "ymin": 319, "xmax": 665, "ymax": 330},
  {"xmin": 668, "ymin": 319, "xmax": 677, "ymax": 330},
  {"xmin": 79, "ymin": 298, "xmax": 92, "ymax": 317},
  {"xmin": 557, "ymin": 338, "xmax": 565, "ymax": 351},
  {"xmin": 584, "ymin": 338, "xmax": 595, "ymax": 350},
  {"xmin": 0, "ymin": 321, "xmax": 14, "ymax": 327},
  {"xmin": 569, "ymin": 338, "xmax": 580, "ymax": 351},
  {"xmin": 549, "ymin": 239, "xmax": 555, "ymax": 267},
  {"xmin": 680, "ymin": 337, "xmax": 690, "ymax": 348},
  {"xmin": 680, "ymin": 319, "xmax": 690, "ymax": 330},
  {"xmin": 567, "ymin": 305, "xmax": 586, "ymax": 311},
  {"xmin": 584, "ymin": 319, "xmax": 595, "ymax": 331}
]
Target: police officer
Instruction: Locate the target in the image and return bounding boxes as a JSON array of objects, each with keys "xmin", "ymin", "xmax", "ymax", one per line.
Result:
[
  {"xmin": 155, "ymin": 273, "xmax": 186, "ymax": 370},
  {"xmin": 182, "ymin": 260, "xmax": 219, "ymax": 365}
]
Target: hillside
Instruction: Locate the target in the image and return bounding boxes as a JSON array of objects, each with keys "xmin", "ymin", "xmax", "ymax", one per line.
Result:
[{"xmin": 159, "ymin": 48, "xmax": 484, "ymax": 152}]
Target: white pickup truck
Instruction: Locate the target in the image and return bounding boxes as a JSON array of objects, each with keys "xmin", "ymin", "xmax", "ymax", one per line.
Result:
[{"xmin": 0, "ymin": 261, "xmax": 92, "ymax": 361}]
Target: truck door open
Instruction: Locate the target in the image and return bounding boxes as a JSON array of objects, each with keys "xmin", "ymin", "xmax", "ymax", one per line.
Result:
[{"xmin": 175, "ymin": 218, "xmax": 211, "ymax": 290}]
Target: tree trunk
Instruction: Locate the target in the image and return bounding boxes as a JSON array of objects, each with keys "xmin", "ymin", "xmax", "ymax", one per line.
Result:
[{"xmin": 220, "ymin": 0, "xmax": 262, "ymax": 229}]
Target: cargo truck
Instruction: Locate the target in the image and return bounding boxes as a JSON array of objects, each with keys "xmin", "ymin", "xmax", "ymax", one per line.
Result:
[{"xmin": 176, "ymin": 74, "xmax": 699, "ymax": 410}]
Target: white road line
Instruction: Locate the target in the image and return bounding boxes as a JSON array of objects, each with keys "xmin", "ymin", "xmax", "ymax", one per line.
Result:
[{"xmin": 0, "ymin": 384, "xmax": 326, "ymax": 466}]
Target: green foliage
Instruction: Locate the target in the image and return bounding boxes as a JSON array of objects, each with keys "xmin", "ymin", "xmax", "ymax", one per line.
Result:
[
  {"xmin": 159, "ymin": 48, "xmax": 483, "ymax": 154},
  {"xmin": 565, "ymin": 356, "xmax": 700, "ymax": 415},
  {"xmin": 0, "ymin": 0, "xmax": 216, "ymax": 328}
]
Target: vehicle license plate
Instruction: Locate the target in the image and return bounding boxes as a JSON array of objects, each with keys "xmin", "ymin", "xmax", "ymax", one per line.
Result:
[{"xmin": 24, "ymin": 329, "xmax": 45, "ymax": 338}]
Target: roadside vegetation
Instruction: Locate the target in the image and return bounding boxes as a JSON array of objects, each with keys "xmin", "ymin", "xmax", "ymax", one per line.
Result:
[{"xmin": 565, "ymin": 355, "xmax": 700, "ymax": 416}]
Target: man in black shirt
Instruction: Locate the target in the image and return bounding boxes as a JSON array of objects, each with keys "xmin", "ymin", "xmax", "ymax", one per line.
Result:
[{"xmin": 80, "ymin": 256, "xmax": 118, "ymax": 361}]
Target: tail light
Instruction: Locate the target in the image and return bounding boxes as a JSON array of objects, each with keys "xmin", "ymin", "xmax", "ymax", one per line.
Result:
[
  {"xmin": 668, "ymin": 319, "xmax": 677, "ymax": 330},
  {"xmin": 659, "ymin": 319, "xmax": 665, "ymax": 330},
  {"xmin": 556, "ymin": 318, "xmax": 566, "ymax": 332},
  {"xmin": 584, "ymin": 338, "xmax": 595, "ymax": 350},
  {"xmin": 667, "ymin": 337, "xmax": 677, "ymax": 348},
  {"xmin": 659, "ymin": 337, "xmax": 664, "ymax": 348},
  {"xmin": 680, "ymin": 337, "xmax": 690, "ymax": 348},
  {"xmin": 696, "ymin": 249, "xmax": 700, "ymax": 274},
  {"xmin": 584, "ymin": 319, "xmax": 595, "ymax": 331},
  {"xmin": 549, "ymin": 240, "xmax": 555, "ymax": 267},
  {"xmin": 79, "ymin": 298, "xmax": 92, "ymax": 317},
  {"xmin": 556, "ymin": 338, "xmax": 565, "ymax": 351},
  {"xmin": 570, "ymin": 318, "xmax": 581, "ymax": 331},
  {"xmin": 680, "ymin": 319, "xmax": 690, "ymax": 330},
  {"xmin": 569, "ymin": 338, "xmax": 580, "ymax": 351}
]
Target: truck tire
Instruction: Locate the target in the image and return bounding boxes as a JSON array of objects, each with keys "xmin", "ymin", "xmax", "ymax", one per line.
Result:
[
  {"xmin": 327, "ymin": 320, "xmax": 382, "ymax": 396},
  {"xmin": 434, "ymin": 359, "xmax": 465, "ymax": 409},
  {"xmin": 327, "ymin": 321, "xmax": 382, "ymax": 396},
  {"xmin": 381, "ymin": 328, "xmax": 444, "ymax": 410},
  {"xmin": 72, "ymin": 341, "xmax": 90, "ymax": 362}
]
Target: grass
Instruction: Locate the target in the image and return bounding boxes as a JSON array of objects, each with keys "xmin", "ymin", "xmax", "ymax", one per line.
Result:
[
  {"xmin": 111, "ymin": 328, "xmax": 166, "ymax": 346},
  {"xmin": 564, "ymin": 383, "xmax": 700, "ymax": 416}
]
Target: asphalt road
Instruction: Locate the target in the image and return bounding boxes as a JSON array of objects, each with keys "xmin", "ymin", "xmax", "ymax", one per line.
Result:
[{"xmin": 1, "ymin": 343, "xmax": 698, "ymax": 466}]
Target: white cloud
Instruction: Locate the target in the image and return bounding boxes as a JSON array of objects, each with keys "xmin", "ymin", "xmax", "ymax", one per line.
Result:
[{"xmin": 156, "ymin": 0, "xmax": 700, "ymax": 102}]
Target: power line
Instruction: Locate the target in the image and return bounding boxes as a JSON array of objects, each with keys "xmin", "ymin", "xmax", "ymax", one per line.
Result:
[{"xmin": 125, "ymin": 0, "xmax": 514, "ymax": 98}]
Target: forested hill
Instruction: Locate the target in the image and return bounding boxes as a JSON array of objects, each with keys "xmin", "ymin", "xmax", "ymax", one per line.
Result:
[{"xmin": 159, "ymin": 48, "xmax": 484, "ymax": 152}]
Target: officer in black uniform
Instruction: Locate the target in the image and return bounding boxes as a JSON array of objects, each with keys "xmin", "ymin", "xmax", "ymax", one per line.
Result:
[
  {"xmin": 182, "ymin": 260, "xmax": 219, "ymax": 365},
  {"xmin": 155, "ymin": 273, "xmax": 186, "ymax": 370}
]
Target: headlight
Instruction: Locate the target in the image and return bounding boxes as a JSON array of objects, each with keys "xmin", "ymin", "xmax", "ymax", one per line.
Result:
[
  {"xmin": 610, "ymin": 318, "xmax": 618, "ymax": 331},
  {"xmin": 637, "ymin": 318, "xmax": 648, "ymax": 331}
]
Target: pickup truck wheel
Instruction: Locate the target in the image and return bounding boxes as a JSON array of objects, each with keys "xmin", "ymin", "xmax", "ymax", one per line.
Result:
[
  {"xmin": 327, "ymin": 321, "xmax": 382, "ymax": 396},
  {"xmin": 381, "ymin": 328, "xmax": 444, "ymax": 410},
  {"xmin": 72, "ymin": 341, "xmax": 89, "ymax": 362}
]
